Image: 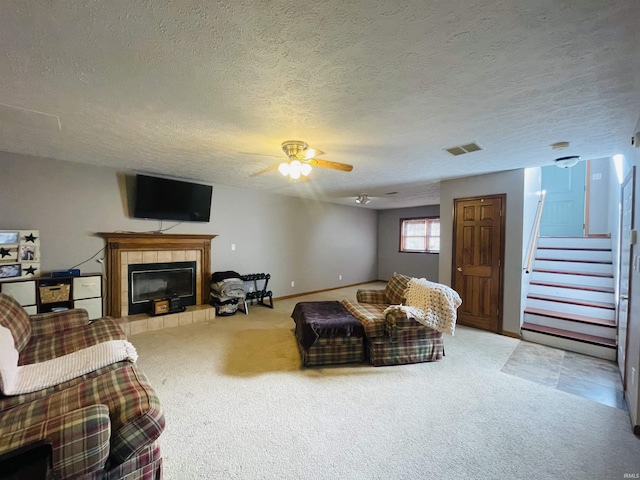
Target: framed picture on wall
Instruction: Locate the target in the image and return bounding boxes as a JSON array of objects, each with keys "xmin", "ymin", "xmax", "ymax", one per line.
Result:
[
  {"xmin": 0, "ymin": 229, "xmax": 40, "ymax": 280},
  {"xmin": 0, "ymin": 263, "xmax": 21, "ymax": 279},
  {"xmin": 19, "ymin": 245, "xmax": 39, "ymax": 261},
  {"xmin": 0, "ymin": 231, "xmax": 19, "ymax": 245}
]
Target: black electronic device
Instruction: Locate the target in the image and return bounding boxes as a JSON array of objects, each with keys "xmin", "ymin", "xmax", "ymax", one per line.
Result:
[
  {"xmin": 133, "ymin": 174, "xmax": 213, "ymax": 223},
  {"xmin": 50, "ymin": 269, "xmax": 81, "ymax": 277}
]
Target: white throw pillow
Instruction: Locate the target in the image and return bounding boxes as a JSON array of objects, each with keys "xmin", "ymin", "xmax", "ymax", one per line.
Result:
[{"xmin": 0, "ymin": 325, "xmax": 19, "ymax": 394}]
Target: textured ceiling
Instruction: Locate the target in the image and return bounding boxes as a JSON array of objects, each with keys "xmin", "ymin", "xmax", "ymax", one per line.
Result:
[{"xmin": 1, "ymin": 1, "xmax": 639, "ymax": 209}]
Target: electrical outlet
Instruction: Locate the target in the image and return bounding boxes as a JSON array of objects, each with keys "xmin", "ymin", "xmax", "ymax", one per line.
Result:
[
  {"xmin": 231, "ymin": 243, "xmax": 236, "ymax": 251},
  {"xmin": 291, "ymin": 281, "xmax": 295, "ymax": 287},
  {"xmin": 339, "ymin": 274, "xmax": 342, "ymax": 280}
]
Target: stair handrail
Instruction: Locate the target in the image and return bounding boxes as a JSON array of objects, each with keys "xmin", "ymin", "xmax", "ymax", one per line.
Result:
[{"xmin": 525, "ymin": 190, "xmax": 546, "ymax": 274}]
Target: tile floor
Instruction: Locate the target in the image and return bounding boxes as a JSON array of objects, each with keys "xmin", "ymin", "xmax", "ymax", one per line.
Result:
[{"xmin": 501, "ymin": 341, "xmax": 627, "ymax": 410}]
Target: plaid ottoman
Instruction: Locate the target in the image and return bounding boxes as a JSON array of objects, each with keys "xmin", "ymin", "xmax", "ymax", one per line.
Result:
[{"xmin": 291, "ymin": 301, "xmax": 365, "ymax": 367}]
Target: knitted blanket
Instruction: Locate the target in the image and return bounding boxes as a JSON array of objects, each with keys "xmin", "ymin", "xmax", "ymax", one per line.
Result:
[
  {"xmin": 383, "ymin": 278, "xmax": 462, "ymax": 335},
  {"xmin": 0, "ymin": 325, "xmax": 138, "ymax": 395}
]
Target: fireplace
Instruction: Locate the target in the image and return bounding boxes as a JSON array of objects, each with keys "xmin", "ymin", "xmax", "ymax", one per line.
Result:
[
  {"xmin": 128, "ymin": 261, "xmax": 197, "ymax": 315},
  {"xmin": 99, "ymin": 232, "xmax": 217, "ymax": 318}
]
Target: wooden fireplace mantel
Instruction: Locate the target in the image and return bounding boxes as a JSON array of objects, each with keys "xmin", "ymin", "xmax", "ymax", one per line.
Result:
[{"xmin": 98, "ymin": 232, "xmax": 217, "ymax": 317}]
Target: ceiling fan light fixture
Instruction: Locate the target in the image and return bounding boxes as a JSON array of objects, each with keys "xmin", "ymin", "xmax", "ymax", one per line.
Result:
[
  {"xmin": 250, "ymin": 140, "xmax": 353, "ymax": 180},
  {"xmin": 278, "ymin": 162, "xmax": 290, "ymax": 176},
  {"xmin": 289, "ymin": 160, "xmax": 302, "ymax": 179},
  {"xmin": 355, "ymin": 194, "xmax": 370, "ymax": 205}
]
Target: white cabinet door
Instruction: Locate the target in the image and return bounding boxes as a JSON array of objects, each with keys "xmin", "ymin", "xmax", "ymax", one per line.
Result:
[
  {"xmin": 1, "ymin": 280, "xmax": 36, "ymax": 306},
  {"xmin": 73, "ymin": 276, "xmax": 102, "ymax": 300},
  {"xmin": 23, "ymin": 305, "xmax": 38, "ymax": 315},
  {"xmin": 74, "ymin": 298, "xmax": 103, "ymax": 320}
]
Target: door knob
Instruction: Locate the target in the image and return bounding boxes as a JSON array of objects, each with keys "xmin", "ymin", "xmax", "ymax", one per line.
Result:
[{"xmin": 457, "ymin": 266, "xmax": 463, "ymax": 272}]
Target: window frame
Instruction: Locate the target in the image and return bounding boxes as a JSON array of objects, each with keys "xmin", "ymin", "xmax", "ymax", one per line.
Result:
[{"xmin": 399, "ymin": 216, "xmax": 440, "ymax": 254}]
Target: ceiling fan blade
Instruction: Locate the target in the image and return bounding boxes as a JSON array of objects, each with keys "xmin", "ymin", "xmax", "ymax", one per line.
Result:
[
  {"xmin": 239, "ymin": 151, "xmax": 283, "ymax": 159},
  {"xmin": 308, "ymin": 159, "xmax": 353, "ymax": 172},
  {"xmin": 250, "ymin": 163, "xmax": 280, "ymax": 177},
  {"xmin": 304, "ymin": 148, "xmax": 324, "ymax": 159}
]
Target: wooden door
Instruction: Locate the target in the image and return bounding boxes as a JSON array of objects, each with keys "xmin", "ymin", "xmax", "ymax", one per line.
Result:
[
  {"xmin": 618, "ymin": 167, "xmax": 635, "ymax": 385},
  {"xmin": 452, "ymin": 195, "xmax": 505, "ymax": 333},
  {"xmin": 540, "ymin": 161, "xmax": 586, "ymax": 237}
]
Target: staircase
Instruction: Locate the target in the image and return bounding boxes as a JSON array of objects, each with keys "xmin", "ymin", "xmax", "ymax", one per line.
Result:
[{"xmin": 522, "ymin": 236, "xmax": 616, "ymax": 360}]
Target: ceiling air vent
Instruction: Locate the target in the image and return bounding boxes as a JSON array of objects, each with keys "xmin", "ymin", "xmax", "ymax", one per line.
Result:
[{"xmin": 445, "ymin": 142, "xmax": 483, "ymax": 156}]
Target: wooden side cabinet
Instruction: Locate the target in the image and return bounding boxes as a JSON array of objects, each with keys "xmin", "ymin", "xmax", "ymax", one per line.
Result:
[{"xmin": 0, "ymin": 274, "xmax": 103, "ymax": 320}]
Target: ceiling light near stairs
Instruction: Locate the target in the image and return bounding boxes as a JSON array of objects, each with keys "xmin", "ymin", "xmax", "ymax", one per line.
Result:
[{"xmin": 554, "ymin": 156, "xmax": 580, "ymax": 168}]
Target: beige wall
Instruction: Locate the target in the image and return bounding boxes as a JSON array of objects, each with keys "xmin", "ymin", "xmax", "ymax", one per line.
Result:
[
  {"xmin": 587, "ymin": 157, "xmax": 612, "ymax": 235},
  {"xmin": 439, "ymin": 169, "xmax": 526, "ymax": 335},
  {"xmin": 0, "ymin": 152, "xmax": 378, "ymax": 299},
  {"xmin": 376, "ymin": 205, "xmax": 440, "ymax": 281}
]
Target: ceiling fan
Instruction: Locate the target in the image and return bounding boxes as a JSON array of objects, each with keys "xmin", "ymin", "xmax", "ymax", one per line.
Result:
[{"xmin": 250, "ymin": 140, "xmax": 353, "ymax": 180}]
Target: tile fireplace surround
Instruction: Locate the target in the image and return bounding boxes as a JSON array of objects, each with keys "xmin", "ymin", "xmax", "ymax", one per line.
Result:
[{"xmin": 99, "ymin": 232, "xmax": 217, "ymax": 335}]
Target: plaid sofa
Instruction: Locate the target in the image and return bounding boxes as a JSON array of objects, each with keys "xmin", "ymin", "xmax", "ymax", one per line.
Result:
[
  {"xmin": 0, "ymin": 292, "xmax": 164, "ymax": 479},
  {"xmin": 341, "ymin": 274, "xmax": 444, "ymax": 366}
]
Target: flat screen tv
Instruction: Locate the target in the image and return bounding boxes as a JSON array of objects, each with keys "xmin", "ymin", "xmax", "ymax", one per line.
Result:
[{"xmin": 133, "ymin": 174, "xmax": 212, "ymax": 222}]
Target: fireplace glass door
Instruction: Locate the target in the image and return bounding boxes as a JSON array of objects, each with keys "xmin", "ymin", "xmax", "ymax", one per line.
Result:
[{"xmin": 128, "ymin": 261, "xmax": 196, "ymax": 314}]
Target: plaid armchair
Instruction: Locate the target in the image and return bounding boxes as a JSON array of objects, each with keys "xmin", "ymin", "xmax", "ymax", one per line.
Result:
[
  {"xmin": 0, "ymin": 292, "xmax": 164, "ymax": 479},
  {"xmin": 342, "ymin": 274, "xmax": 444, "ymax": 366}
]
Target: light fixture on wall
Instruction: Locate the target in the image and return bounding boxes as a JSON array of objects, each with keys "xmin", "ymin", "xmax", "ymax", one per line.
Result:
[
  {"xmin": 555, "ymin": 155, "xmax": 580, "ymax": 168},
  {"xmin": 355, "ymin": 194, "xmax": 370, "ymax": 205}
]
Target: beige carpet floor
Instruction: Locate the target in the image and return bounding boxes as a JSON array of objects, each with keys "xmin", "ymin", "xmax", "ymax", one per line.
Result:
[{"xmin": 131, "ymin": 283, "xmax": 640, "ymax": 480}]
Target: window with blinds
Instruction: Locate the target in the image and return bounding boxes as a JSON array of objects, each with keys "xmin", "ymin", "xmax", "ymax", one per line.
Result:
[{"xmin": 400, "ymin": 217, "xmax": 440, "ymax": 253}]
